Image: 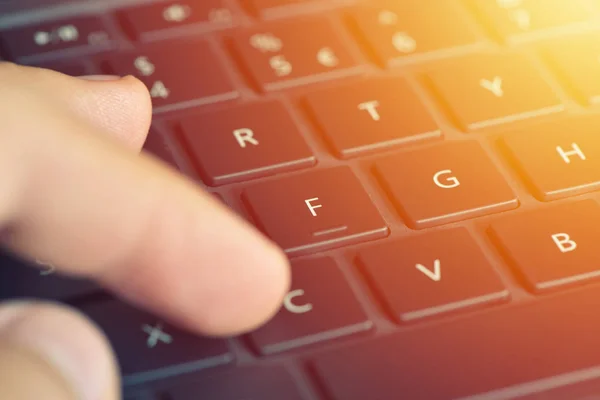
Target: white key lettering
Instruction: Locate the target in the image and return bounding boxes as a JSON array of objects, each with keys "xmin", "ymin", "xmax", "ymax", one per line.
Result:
[
  {"xmin": 358, "ymin": 100, "xmax": 381, "ymax": 121},
  {"xmin": 233, "ymin": 128, "xmax": 259, "ymax": 148},
  {"xmin": 433, "ymin": 169, "xmax": 460, "ymax": 189},
  {"xmin": 551, "ymin": 233, "xmax": 577, "ymax": 253},
  {"xmin": 305, "ymin": 197, "xmax": 322, "ymax": 217},
  {"xmin": 283, "ymin": 289, "xmax": 313, "ymax": 314},
  {"xmin": 556, "ymin": 143, "xmax": 586, "ymax": 164},
  {"xmin": 480, "ymin": 76, "xmax": 504, "ymax": 97}
]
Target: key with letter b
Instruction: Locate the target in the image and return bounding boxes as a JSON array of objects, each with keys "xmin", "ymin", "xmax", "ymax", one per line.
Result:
[{"xmin": 490, "ymin": 200, "xmax": 600, "ymax": 292}]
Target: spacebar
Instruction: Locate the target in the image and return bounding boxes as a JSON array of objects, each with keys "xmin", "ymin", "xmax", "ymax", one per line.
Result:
[{"xmin": 311, "ymin": 286, "xmax": 600, "ymax": 400}]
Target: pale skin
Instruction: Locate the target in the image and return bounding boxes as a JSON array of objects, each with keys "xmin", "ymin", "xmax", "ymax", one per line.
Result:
[{"xmin": 0, "ymin": 63, "xmax": 291, "ymax": 400}]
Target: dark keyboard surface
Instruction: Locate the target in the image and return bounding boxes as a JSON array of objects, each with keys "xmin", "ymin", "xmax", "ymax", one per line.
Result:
[{"xmin": 2, "ymin": 0, "xmax": 600, "ymax": 399}]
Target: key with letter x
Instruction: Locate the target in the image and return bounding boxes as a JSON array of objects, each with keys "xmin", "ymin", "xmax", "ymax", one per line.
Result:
[{"xmin": 242, "ymin": 167, "xmax": 388, "ymax": 255}]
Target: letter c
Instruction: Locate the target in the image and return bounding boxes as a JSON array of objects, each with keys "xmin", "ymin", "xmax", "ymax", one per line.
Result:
[{"xmin": 283, "ymin": 289, "xmax": 313, "ymax": 314}]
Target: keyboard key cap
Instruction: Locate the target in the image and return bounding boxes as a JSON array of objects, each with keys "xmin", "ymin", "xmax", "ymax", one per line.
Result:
[
  {"xmin": 249, "ymin": 257, "xmax": 372, "ymax": 355},
  {"xmin": 490, "ymin": 200, "xmax": 600, "ymax": 293},
  {"xmin": 142, "ymin": 130, "xmax": 180, "ymax": 170},
  {"xmin": 0, "ymin": 16, "xmax": 114, "ymax": 60},
  {"xmin": 428, "ymin": 55, "xmax": 564, "ymax": 131},
  {"xmin": 426, "ymin": 54, "xmax": 564, "ymax": 131},
  {"xmin": 243, "ymin": 167, "xmax": 388, "ymax": 255},
  {"xmin": 119, "ymin": 1, "xmax": 235, "ymax": 41},
  {"xmin": 375, "ymin": 141, "xmax": 518, "ymax": 229},
  {"xmin": 471, "ymin": 0, "xmax": 594, "ymax": 43},
  {"xmin": 103, "ymin": 41, "xmax": 239, "ymax": 113},
  {"xmin": 231, "ymin": 18, "xmax": 362, "ymax": 91},
  {"xmin": 502, "ymin": 116, "xmax": 600, "ymax": 201},
  {"xmin": 351, "ymin": 2, "xmax": 480, "ymax": 66},
  {"xmin": 179, "ymin": 101, "xmax": 315, "ymax": 185},
  {"xmin": 311, "ymin": 285, "xmax": 600, "ymax": 400},
  {"xmin": 305, "ymin": 78, "xmax": 441, "ymax": 158},
  {"xmin": 0, "ymin": 257, "xmax": 97, "ymax": 301},
  {"xmin": 359, "ymin": 228, "xmax": 508, "ymax": 323},
  {"xmin": 544, "ymin": 34, "xmax": 600, "ymax": 106},
  {"xmin": 81, "ymin": 300, "xmax": 233, "ymax": 386},
  {"xmin": 169, "ymin": 366, "xmax": 304, "ymax": 400}
]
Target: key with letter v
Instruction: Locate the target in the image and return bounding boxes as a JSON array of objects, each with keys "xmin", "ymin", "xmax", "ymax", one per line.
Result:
[
  {"xmin": 416, "ymin": 260, "xmax": 441, "ymax": 282},
  {"xmin": 358, "ymin": 228, "xmax": 508, "ymax": 323}
]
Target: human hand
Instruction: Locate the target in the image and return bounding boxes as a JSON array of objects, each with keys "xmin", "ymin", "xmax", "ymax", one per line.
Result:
[{"xmin": 0, "ymin": 63, "xmax": 290, "ymax": 400}]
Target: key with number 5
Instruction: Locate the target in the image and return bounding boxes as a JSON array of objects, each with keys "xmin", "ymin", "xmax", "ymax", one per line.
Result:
[
  {"xmin": 102, "ymin": 41, "xmax": 239, "ymax": 113},
  {"xmin": 230, "ymin": 18, "xmax": 363, "ymax": 91}
]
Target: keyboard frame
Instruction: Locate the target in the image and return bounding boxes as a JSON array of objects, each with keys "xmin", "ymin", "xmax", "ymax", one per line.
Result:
[{"xmin": 3, "ymin": 1, "xmax": 600, "ymax": 398}]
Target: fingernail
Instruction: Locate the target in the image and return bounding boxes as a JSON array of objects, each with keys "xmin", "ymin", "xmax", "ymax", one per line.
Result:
[
  {"xmin": 79, "ymin": 75, "xmax": 121, "ymax": 81},
  {"xmin": 0, "ymin": 302, "xmax": 115, "ymax": 400}
]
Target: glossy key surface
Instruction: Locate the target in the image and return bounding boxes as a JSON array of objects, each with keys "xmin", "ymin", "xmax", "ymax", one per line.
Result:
[
  {"xmin": 490, "ymin": 200, "xmax": 600, "ymax": 293},
  {"xmin": 1, "ymin": 16, "xmax": 113, "ymax": 60},
  {"xmin": 426, "ymin": 53, "xmax": 564, "ymax": 131},
  {"xmin": 118, "ymin": 0, "xmax": 236, "ymax": 41},
  {"xmin": 351, "ymin": 2, "xmax": 480, "ymax": 66},
  {"xmin": 248, "ymin": 257, "xmax": 372, "ymax": 355},
  {"xmin": 502, "ymin": 116, "xmax": 600, "ymax": 201},
  {"xmin": 243, "ymin": 167, "xmax": 388, "ymax": 255},
  {"xmin": 103, "ymin": 41, "xmax": 238, "ymax": 113},
  {"xmin": 359, "ymin": 228, "xmax": 508, "ymax": 323},
  {"xmin": 231, "ymin": 18, "xmax": 362, "ymax": 91},
  {"xmin": 179, "ymin": 101, "xmax": 315, "ymax": 185},
  {"xmin": 375, "ymin": 141, "xmax": 518, "ymax": 229},
  {"xmin": 305, "ymin": 78, "xmax": 441, "ymax": 158},
  {"xmin": 81, "ymin": 300, "xmax": 233, "ymax": 386},
  {"xmin": 312, "ymin": 285, "xmax": 600, "ymax": 400}
]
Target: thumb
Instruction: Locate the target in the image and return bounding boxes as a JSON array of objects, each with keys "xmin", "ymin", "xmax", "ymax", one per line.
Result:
[{"xmin": 0, "ymin": 302, "xmax": 119, "ymax": 400}]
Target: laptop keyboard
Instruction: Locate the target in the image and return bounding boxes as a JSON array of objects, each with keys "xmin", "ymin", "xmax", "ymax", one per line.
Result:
[{"xmin": 2, "ymin": 0, "xmax": 600, "ymax": 399}]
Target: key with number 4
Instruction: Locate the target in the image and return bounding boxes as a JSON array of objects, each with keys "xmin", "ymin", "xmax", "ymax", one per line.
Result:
[
  {"xmin": 103, "ymin": 41, "xmax": 238, "ymax": 113},
  {"xmin": 231, "ymin": 18, "xmax": 362, "ymax": 91}
]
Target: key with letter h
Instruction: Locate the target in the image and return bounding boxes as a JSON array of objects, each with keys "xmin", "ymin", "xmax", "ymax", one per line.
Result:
[{"xmin": 503, "ymin": 116, "xmax": 600, "ymax": 201}]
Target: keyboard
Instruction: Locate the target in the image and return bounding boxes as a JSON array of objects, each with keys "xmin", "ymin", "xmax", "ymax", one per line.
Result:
[{"xmin": 2, "ymin": 0, "xmax": 600, "ymax": 399}]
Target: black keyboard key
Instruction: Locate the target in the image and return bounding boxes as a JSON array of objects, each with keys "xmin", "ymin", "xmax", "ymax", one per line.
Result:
[
  {"xmin": 168, "ymin": 366, "xmax": 304, "ymax": 400},
  {"xmin": 544, "ymin": 34, "xmax": 600, "ymax": 106},
  {"xmin": 305, "ymin": 78, "xmax": 441, "ymax": 158},
  {"xmin": 503, "ymin": 116, "xmax": 600, "ymax": 201},
  {"xmin": 311, "ymin": 285, "xmax": 600, "ymax": 400},
  {"xmin": 249, "ymin": 257, "xmax": 372, "ymax": 355},
  {"xmin": 0, "ymin": 16, "xmax": 114, "ymax": 60},
  {"xmin": 243, "ymin": 167, "xmax": 388, "ymax": 256},
  {"xmin": 231, "ymin": 18, "xmax": 362, "ymax": 91},
  {"xmin": 351, "ymin": 2, "xmax": 481, "ymax": 67},
  {"xmin": 471, "ymin": 0, "xmax": 594, "ymax": 43},
  {"xmin": 375, "ymin": 141, "xmax": 518, "ymax": 229},
  {"xmin": 119, "ymin": 1, "xmax": 235, "ymax": 41},
  {"xmin": 103, "ymin": 41, "xmax": 239, "ymax": 113},
  {"xmin": 490, "ymin": 200, "xmax": 600, "ymax": 293},
  {"xmin": 179, "ymin": 101, "xmax": 315, "ymax": 185},
  {"xmin": 80, "ymin": 300, "xmax": 233, "ymax": 386},
  {"xmin": 426, "ymin": 54, "xmax": 564, "ymax": 131},
  {"xmin": 142, "ymin": 130, "xmax": 180, "ymax": 170},
  {"xmin": 359, "ymin": 228, "xmax": 508, "ymax": 323},
  {"xmin": 0, "ymin": 258, "xmax": 97, "ymax": 301}
]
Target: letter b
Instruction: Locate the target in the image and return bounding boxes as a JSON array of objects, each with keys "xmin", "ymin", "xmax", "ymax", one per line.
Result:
[{"xmin": 551, "ymin": 233, "xmax": 577, "ymax": 253}]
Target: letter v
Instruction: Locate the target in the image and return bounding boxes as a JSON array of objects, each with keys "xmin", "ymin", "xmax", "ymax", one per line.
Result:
[{"xmin": 415, "ymin": 259, "xmax": 441, "ymax": 282}]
